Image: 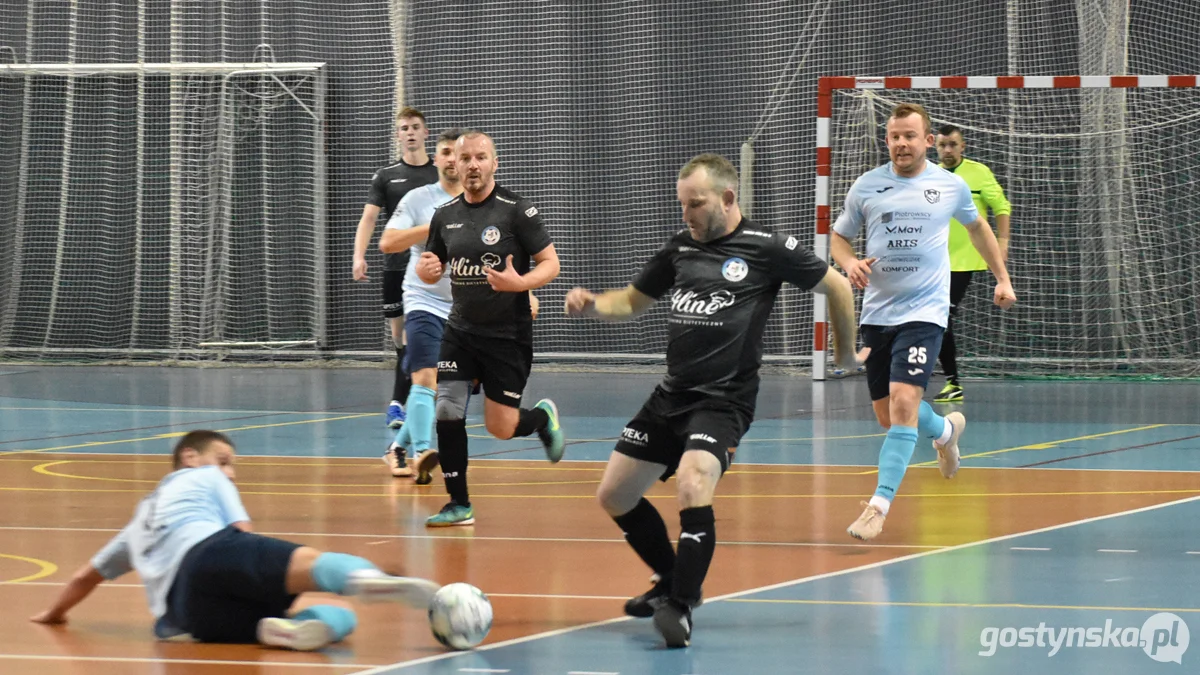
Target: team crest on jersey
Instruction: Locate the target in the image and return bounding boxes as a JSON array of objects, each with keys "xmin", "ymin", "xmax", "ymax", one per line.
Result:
[
  {"xmin": 481, "ymin": 226, "xmax": 501, "ymax": 245},
  {"xmin": 924, "ymin": 188, "xmax": 941, "ymax": 204},
  {"xmin": 722, "ymin": 257, "xmax": 748, "ymax": 282}
]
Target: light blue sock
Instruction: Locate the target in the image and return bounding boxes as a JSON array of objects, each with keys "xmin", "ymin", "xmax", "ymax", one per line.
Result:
[
  {"xmin": 311, "ymin": 553, "xmax": 378, "ymax": 595},
  {"xmin": 393, "ymin": 416, "xmax": 412, "ymax": 451},
  {"xmin": 405, "ymin": 385, "xmax": 437, "ymax": 453},
  {"xmin": 874, "ymin": 425, "xmax": 919, "ymax": 500},
  {"xmin": 292, "ymin": 605, "xmax": 357, "ymax": 642},
  {"xmin": 917, "ymin": 400, "xmax": 947, "ymax": 439}
]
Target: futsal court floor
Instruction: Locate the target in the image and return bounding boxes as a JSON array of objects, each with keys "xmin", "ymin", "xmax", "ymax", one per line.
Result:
[{"xmin": 0, "ymin": 365, "xmax": 1197, "ymax": 674}]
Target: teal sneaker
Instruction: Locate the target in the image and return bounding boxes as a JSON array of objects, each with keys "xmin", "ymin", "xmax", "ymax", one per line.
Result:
[
  {"xmin": 425, "ymin": 502, "xmax": 474, "ymax": 527},
  {"xmin": 534, "ymin": 398, "xmax": 564, "ymax": 463}
]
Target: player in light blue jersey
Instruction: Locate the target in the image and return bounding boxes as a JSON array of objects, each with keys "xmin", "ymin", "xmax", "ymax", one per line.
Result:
[
  {"xmin": 831, "ymin": 102, "xmax": 1016, "ymax": 541},
  {"xmin": 380, "ymin": 128, "xmax": 463, "ymax": 484},
  {"xmin": 31, "ymin": 431, "xmax": 440, "ymax": 651}
]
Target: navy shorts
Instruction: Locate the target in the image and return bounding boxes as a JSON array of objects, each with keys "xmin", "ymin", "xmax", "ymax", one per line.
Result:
[
  {"xmin": 403, "ymin": 310, "xmax": 447, "ymax": 374},
  {"xmin": 861, "ymin": 322, "xmax": 946, "ymax": 401},
  {"xmin": 165, "ymin": 526, "xmax": 302, "ymax": 643},
  {"xmin": 382, "ymin": 269, "xmax": 406, "ymax": 319},
  {"xmin": 613, "ymin": 387, "xmax": 752, "ymax": 481}
]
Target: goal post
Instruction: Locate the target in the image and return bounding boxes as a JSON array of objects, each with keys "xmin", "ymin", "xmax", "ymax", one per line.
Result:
[
  {"xmin": 813, "ymin": 74, "xmax": 1200, "ymax": 381},
  {"xmin": 0, "ymin": 61, "xmax": 327, "ymax": 361}
]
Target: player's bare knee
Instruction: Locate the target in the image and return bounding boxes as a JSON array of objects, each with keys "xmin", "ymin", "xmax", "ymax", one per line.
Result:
[
  {"xmin": 486, "ymin": 416, "xmax": 516, "ymax": 440},
  {"xmin": 675, "ymin": 456, "xmax": 720, "ymax": 508},
  {"xmin": 596, "ymin": 481, "xmax": 634, "ymax": 517}
]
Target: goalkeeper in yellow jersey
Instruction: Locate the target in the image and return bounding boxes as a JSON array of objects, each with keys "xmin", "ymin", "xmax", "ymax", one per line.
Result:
[{"xmin": 933, "ymin": 124, "xmax": 1011, "ymax": 402}]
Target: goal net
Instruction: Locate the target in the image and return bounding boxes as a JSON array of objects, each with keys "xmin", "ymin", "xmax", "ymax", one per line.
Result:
[
  {"xmin": 0, "ymin": 62, "xmax": 327, "ymax": 361},
  {"xmin": 814, "ymin": 76, "xmax": 1200, "ymax": 379}
]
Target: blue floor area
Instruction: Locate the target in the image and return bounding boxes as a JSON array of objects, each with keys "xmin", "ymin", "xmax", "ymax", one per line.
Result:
[
  {"xmin": 366, "ymin": 496, "xmax": 1200, "ymax": 675},
  {"xmin": 3, "ymin": 392, "xmax": 1198, "ymax": 472}
]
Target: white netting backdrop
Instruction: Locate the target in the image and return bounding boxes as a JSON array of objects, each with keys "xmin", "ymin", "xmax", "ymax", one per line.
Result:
[
  {"xmin": 828, "ymin": 86, "xmax": 1200, "ymax": 377},
  {"xmin": 1, "ymin": 0, "xmax": 1199, "ymax": 376}
]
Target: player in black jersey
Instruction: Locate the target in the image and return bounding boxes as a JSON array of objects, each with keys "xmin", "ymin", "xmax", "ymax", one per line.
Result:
[
  {"xmin": 565, "ymin": 153, "xmax": 860, "ymax": 648},
  {"xmin": 415, "ymin": 130, "xmax": 565, "ymax": 527},
  {"xmin": 352, "ymin": 107, "xmax": 439, "ymax": 438}
]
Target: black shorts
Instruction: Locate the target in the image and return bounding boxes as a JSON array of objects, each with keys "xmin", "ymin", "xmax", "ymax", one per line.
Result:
[
  {"xmin": 949, "ymin": 271, "xmax": 974, "ymax": 317},
  {"xmin": 437, "ymin": 324, "xmax": 532, "ymax": 407},
  {"xmin": 382, "ymin": 269, "xmax": 406, "ymax": 319},
  {"xmin": 165, "ymin": 526, "xmax": 301, "ymax": 643},
  {"xmin": 613, "ymin": 387, "xmax": 752, "ymax": 481},
  {"xmin": 862, "ymin": 322, "xmax": 946, "ymax": 401}
]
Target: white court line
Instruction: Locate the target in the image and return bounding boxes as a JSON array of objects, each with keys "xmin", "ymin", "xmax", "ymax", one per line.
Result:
[
  {"xmin": 1097, "ymin": 549, "xmax": 1138, "ymax": 553},
  {"xmin": 1010, "ymin": 547, "xmax": 1050, "ymax": 551},
  {"xmin": 0, "ymin": 526, "xmax": 942, "ymax": 551},
  {"xmin": 3, "ymin": 449, "xmax": 1198, "ymax": 473},
  {"xmin": 0, "ymin": 654, "xmax": 376, "ymax": 669},
  {"xmin": 457, "ymin": 669, "xmax": 510, "ymax": 673},
  {"xmin": 567, "ymin": 671, "xmax": 620, "ymax": 675},
  {"xmin": 351, "ymin": 494, "xmax": 1200, "ymax": 675},
  {"xmin": 0, "ymin": 407, "xmax": 359, "ymax": 415}
]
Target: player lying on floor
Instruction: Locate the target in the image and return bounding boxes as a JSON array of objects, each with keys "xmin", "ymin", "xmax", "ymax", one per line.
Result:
[{"xmin": 30, "ymin": 430, "xmax": 440, "ymax": 651}]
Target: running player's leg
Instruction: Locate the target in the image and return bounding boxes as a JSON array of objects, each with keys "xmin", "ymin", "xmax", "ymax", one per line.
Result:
[
  {"xmin": 383, "ymin": 270, "xmax": 410, "ymax": 428},
  {"xmin": 652, "ymin": 407, "xmax": 746, "ymax": 648},
  {"xmin": 426, "ymin": 326, "xmax": 478, "ymax": 526},
  {"xmin": 478, "ymin": 338, "xmax": 564, "ymax": 462},
  {"xmin": 599, "ymin": 400, "xmax": 680, "ymax": 619},
  {"xmin": 935, "ymin": 271, "xmax": 973, "ymax": 402},
  {"xmin": 390, "ymin": 310, "xmax": 444, "ymax": 484},
  {"xmin": 850, "ymin": 322, "xmax": 949, "ymax": 541}
]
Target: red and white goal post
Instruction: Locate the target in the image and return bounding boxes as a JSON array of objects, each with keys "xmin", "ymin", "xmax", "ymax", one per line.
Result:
[{"xmin": 811, "ymin": 74, "xmax": 1200, "ymax": 381}]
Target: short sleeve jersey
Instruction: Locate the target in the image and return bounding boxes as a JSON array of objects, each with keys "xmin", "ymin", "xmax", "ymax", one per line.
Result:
[
  {"xmin": 90, "ymin": 466, "xmax": 251, "ymax": 622},
  {"xmin": 832, "ymin": 161, "xmax": 979, "ymax": 328},
  {"xmin": 426, "ymin": 184, "xmax": 552, "ymax": 343},
  {"xmin": 366, "ymin": 159, "xmax": 439, "ymax": 271},
  {"xmin": 632, "ymin": 219, "xmax": 829, "ymax": 413},
  {"xmin": 385, "ymin": 182, "xmax": 455, "ymax": 319}
]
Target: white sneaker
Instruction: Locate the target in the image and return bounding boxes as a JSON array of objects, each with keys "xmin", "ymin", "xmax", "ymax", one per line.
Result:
[
  {"xmin": 343, "ymin": 569, "xmax": 440, "ymax": 609},
  {"xmin": 933, "ymin": 411, "xmax": 965, "ymax": 479},
  {"xmin": 847, "ymin": 501, "xmax": 887, "ymax": 541},
  {"xmin": 257, "ymin": 618, "xmax": 333, "ymax": 651},
  {"xmin": 382, "ymin": 444, "xmax": 413, "ymax": 478}
]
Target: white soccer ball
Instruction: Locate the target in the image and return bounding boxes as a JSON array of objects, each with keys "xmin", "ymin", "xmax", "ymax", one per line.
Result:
[{"xmin": 428, "ymin": 582, "xmax": 493, "ymax": 650}]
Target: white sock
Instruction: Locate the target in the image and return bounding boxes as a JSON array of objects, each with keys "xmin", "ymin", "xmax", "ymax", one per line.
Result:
[
  {"xmin": 936, "ymin": 420, "xmax": 954, "ymax": 445},
  {"xmin": 868, "ymin": 495, "xmax": 891, "ymax": 515}
]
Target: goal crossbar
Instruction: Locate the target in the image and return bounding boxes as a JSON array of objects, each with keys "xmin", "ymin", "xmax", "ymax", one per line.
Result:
[{"xmin": 811, "ymin": 74, "xmax": 1200, "ymax": 381}]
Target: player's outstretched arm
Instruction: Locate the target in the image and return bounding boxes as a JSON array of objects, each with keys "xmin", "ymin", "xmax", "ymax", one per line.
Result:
[
  {"xmin": 964, "ymin": 215, "xmax": 1016, "ymax": 309},
  {"xmin": 812, "ymin": 268, "xmax": 859, "ymax": 369},
  {"xmin": 30, "ymin": 563, "xmax": 107, "ymax": 625},
  {"xmin": 565, "ymin": 285, "xmax": 655, "ymax": 323},
  {"xmin": 830, "ymin": 232, "xmax": 876, "ymax": 290}
]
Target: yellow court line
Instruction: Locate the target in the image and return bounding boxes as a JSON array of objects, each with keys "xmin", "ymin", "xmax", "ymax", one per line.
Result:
[
  {"xmin": 1, "ymin": 485, "xmax": 1197, "ymax": 499},
  {"xmin": 30, "ymin": 462, "xmax": 602, "ymax": 488},
  {"xmin": 0, "ymin": 413, "xmax": 376, "ymax": 456},
  {"xmin": 726, "ymin": 598, "xmax": 1200, "ymax": 613},
  {"xmin": 0, "ymin": 553, "xmax": 58, "ymax": 584},
  {"xmin": 905, "ymin": 423, "xmax": 1170, "ymax": 470}
]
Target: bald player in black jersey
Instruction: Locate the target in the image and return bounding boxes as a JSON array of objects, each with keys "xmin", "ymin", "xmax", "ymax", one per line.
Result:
[
  {"xmin": 566, "ymin": 153, "xmax": 860, "ymax": 648},
  {"xmin": 415, "ymin": 130, "xmax": 565, "ymax": 527}
]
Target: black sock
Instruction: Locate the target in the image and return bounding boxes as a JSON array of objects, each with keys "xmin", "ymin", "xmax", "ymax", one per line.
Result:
[
  {"xmin": 671, "ymin": 505, "xmax": 716, "ymax": 606},
  {"xmin": 436, "ymin": 419, "xmax": 469, "ymax": 506},
  {"xmin": 612, "ymin": 498, "xmax": 676, "ymax": 579},
  {"xmin": 513, "ymin": 407, "xmax": 549, "ymax": 437},
  {"xmin": 940, "ymin": 325, "xmax": 958, "ymax": 385},
  {"xmin": 393, "ymin": 346, "xmax": 412, "ymax": 403}
]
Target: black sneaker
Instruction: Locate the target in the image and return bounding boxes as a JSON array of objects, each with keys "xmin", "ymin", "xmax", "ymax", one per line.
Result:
[
  {"xmin": 653, "ymin": 598, "xmax": 692, "ymax": 648},
  {"xmin": 624, "ymin": 576, "xmax": 671, "ymax": 618},
  {"xmin": 624, "ymin": 576, "xmax": 702, "ymax": 618}
]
